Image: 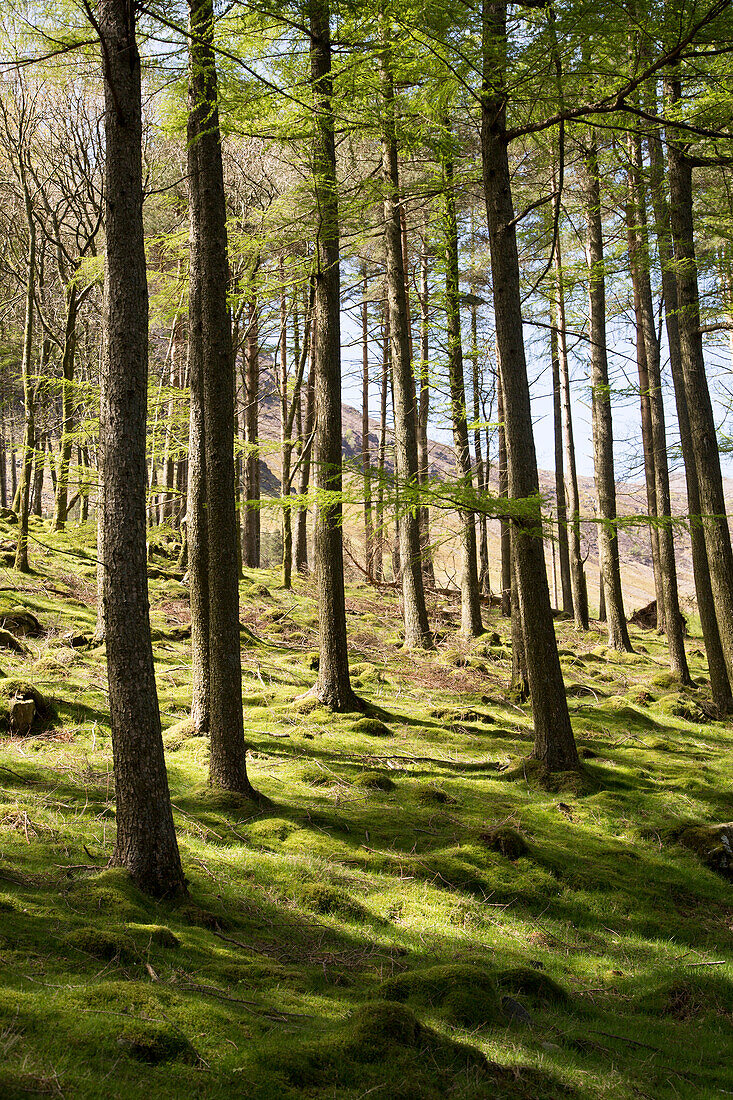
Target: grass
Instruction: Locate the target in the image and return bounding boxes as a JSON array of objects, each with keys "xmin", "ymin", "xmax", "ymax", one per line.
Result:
[{"xmin": 0, "ymin": 516, "xmax": 732, "ymax": 1098}]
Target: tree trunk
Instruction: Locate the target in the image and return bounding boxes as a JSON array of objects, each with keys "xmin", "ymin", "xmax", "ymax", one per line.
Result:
[
  {"xmin": 497, "ymin": 369, "xmax": 511, "ymax": 617},
  {"xmin": 99, "ymin": 0, "xmax": 184, "ymax": 897},
  {"xmin": 294, "ymin": 319, "xmax": 315, "ymax": 575},
  {"xmin": 15, "ymin": 165, "xmax": 35, "ymax": 572},
  {"xmin": 553, "ymin": 243, "xmax": 588, "ymax": 630},
  {"xmin": 583, "ymin": 135, "xmax": 632, "ymax": 652},
  {"xmin": 361, "ymin": 268, "xmax": 374, "ymax": 579},
  {"xmin": 549, "ymin": 321, "xmax": 572, "ymax": 615},
  {"xmin": 644, "ymin": 99, "xmax": 731, "ymax": 709},
  {"xmin": 53, "ymin": 279, "xmax": 79, "ymax": 530},
  {"xmin": 187, "ymin": 0, "xmax": 254, "ymax": 793},
  {"xmin": 380, "ymin": 40, "xmax": 432, "ymax": 648},
  {"xmin": 443, "ymin": 147, "xmax": 482, "ymax": 638},
  {"xmin": 665, "ymin": 75, "xmax": 733, "ymax": 691},
  {"xmin": 627, "ymin": 134, "xmax": 690, "ymax": 682},
  {"xmin": 471, "ymin": 300, "xmax": 490, "ymax": 590},
  {"xmin": 480, "ymin": 0, "xmax": 578, "ymax": 770},
  {"xmin": 309, "ymin": 0, "xmax": 356, "ymax": 710},
  {"xmin": 375, "ymin": 311, "xmax": 388, "ymax": 582},
  {"xmin": 242, "ymin": 296, "xmax": 260, "ymax": 567},
  {"xmin": 510, "ymin": 536, "xmax": 529, "ymax": 702},
  {"xmin": 417, "ymin": 241, "xmax": 434, "ymax": 586}
]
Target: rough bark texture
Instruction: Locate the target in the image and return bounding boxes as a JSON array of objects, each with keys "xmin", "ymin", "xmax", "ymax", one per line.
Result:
[
  {"xmin": 417, "ymin": 242, "xmax": 434, "ymax": 586},
  {"xmin": 361, "ymin": 269, "xmax": 374, "ymax": 579},
  {"xmin": 645, "ymin": 109, "xmax": 731, "ymax": 709},
  {"xmin": 14, "ymin": 164, "xmax": 35, "ymax": 572},
  {"xmin": 53, "ymin": 280, "xmax": 78, "ymax": 530},
  {"xmin": 188, "ymin": 0, "xmax": 253, "ymax": 793},
  {"xmin": 510, "ymin": 536, "xmax": 529, "ymax": 703},
  {"xmin": 549, "ymin": 321, "xmax": 572, "ymax": 615},
  {"xmin": 471, "ymin": 300, "xmax": 490, "ymax": 590},
  {"xmin": 294, "ymin": 340, "xmax": 315, "ymax": 575},
  {"xmin": 242, "ymin": 297, "xmax": 260, "ymax": 567},
  {"xmin": 627, "ymin": 137, "xmax": 690, "ymax": 683},
  {"xmin": 380, "ymin": 42, "xmax": 431, "ymax": 648},
  {"xmin": 444, "ymin": 150, "xmax": 482, "ymax": 638},
  {"xmin": 583, "ymin": 136, "xmax": 632, "ymax": 652},
  {"xmin": 99, "ymin": 0, "xmax": 184, "ymax": 897},
  {"xmin": 497, "ymin": 371, "xmax": 511, "ymax": 617},
  {"xmin": 665, "ymin": 79, "xmax": 733, "ymax": 694},
  {"xmin": 309, "ymin": 0, "xmax": 356, "ymax": 710},
  {"xmin": 481, "ymin": 0, "xmax": 578, "ymax": 770}
]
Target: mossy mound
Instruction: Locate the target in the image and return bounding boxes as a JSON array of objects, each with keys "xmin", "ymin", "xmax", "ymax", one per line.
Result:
[
  {"xmin": 0, "ymin": 606, "xmax": 43, "ymax": 637},
  {"xmin": 678, "ymin": 823, "xmax": 733, "ymax": 880},
  {"xmin": 497, "ymin": 966, "xmax": 569, "ymax": 1005},
  {"xmin": 300, "ymin": 882, "xmax": 370, "ymax": 922},
  {"xmin": 67, "ymin": 869, "xmax": 150, "ymax": 923},
  {"xmin": 417, "ymin": 784, "xmax": 458, "ymax": 806},
  {"xmin": 479, "ymin": 826, "xmax": 529, "ymax": 860},
  {"xmin": 352, "ymin": 717, "xmax": 390, "ymax": 737},
  {"xmin": 117, "ymin": 1021, "xmax": 197, "ymax": 1064},
  {"xmin": 63, "ymin": 927, "xmax": 137, "ymax": 963},
  {"xmin": 353, "ymin": 770, "xmax": 396, "ymax": 792},
  {"xmin": 0, "ymin": 680, "xmax": 56, "ymax": 732},
  {"xmin": 501, "ymin": 758, "xmax": 594, "ymax": 795},
  {"xmin": 176, "ymin": 904, "xmax": 228, "ymax": 931},
  {"xmin": 300, "ymin": 765, "xmax": 338, "ymax": 787},
  {"xmin": 656, "ymin": 693, "xmax": 707, "ymax": 723},
  {"xmin": 243, "ymin": 583, "xmax": 271, "ymax": 599},
  {"xmin": 378, "ymin": 963, "xmax": 503, "ymax": 1028},
  {"xmin": 259, "ymin": 1000, "xmax": 492, "ymax": 1095},
  {"xmin": 131, "ymin": 924, "xmax": 180, "ymax": 948}
]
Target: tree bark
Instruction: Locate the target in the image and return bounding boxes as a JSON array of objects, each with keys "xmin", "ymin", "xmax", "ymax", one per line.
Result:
[
  {"xmin": 380, "ymin": 39, "xmax": 432, "ymax": 648},
  {"xmin": 644, "ymin": 100, "xmax": 731, "ymax": 709},
  {"xmin": 242, "ymin": 296, "xmax": 260, "ymax": 567},
  {"xmin": 583, "ymin": 135, "xmax": 632, "ymax": 652},
  {"xmin": 309, "ymin": 0, "xmax": 356, "ymax": 710},
  {"xmin": 443, "ymin": 147, "xmax": 482, "ymax": 638},
  {"xmin": 361, "ymin": 268, "xmax": 374, "ymax": 579},
  {"xmin": 553, "ymin": 239, "xmax": 588, "ymax": 629},
  {"xmin": 480, "ymin": 0, "xmax": 578, "ymax": 770},
  {"xmin": 497, "ymin": 369, "xmax": 511, "ymax": 617},
  {"xmin": 665, "ymin": 75, "xmax": 733, "ymax": 691},
  {"xmin": 626, "ymin": 134, "xmax": 690, "ymax": 682},
  {"xmin": 53, "ymin": 279, "xmax": 79, "ymax": 530},
  {"xmin": 549, "ymin": 321, "xmax": 572, "ymax": 615},
  {"xmin": 14, "ymin": 161, "xmax": 35, "ymax": 572},
  {"xmin": 187, "ymin": 0, "xmax": 254, "ymax": 793},
  {"xmin": 99, "ymin": 0, "xmax": 184, "ymax": 897},
  {"xmin": 417, "ymin": 240, "xmax": 434, "ymax": 585},
  {"xmin": 471, "ymin": 299, "xmax": 490, "ymax": 590}
]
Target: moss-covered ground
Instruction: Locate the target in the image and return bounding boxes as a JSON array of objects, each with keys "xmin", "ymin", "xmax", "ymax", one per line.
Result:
[{"xmin": 1, "ymin": 517, "xmax": 732, "ymax": 1098}]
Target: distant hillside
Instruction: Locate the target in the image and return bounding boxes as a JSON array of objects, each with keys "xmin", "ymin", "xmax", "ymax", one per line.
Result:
[{"xmin": 256, "ymin": 377, "xmax": 721, "ymax": 613}]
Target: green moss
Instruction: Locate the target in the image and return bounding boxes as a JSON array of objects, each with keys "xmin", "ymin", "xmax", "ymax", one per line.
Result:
[
  {"xmin": 131, "ymin": 924, "xmax": 180, "ymax": 948},
  {"xmin": 62, "ymin": 927, "xmax": 137, "ymax": 962},
  {"xmin": 479, "ymin": 826, "xmax": 529, "ymax": 860},
  {"xmin": 352, "ymin": 717, "xmax": 390, "ymax": 737},
  {"xmin": 379, "ymin": 964, "xmax": 503, "ymax": 1027},
  {"xmin": 353, "ymin": 770, "xmax": 396, "ymax": 792},
  {"xmin": 497, "ymin": 966, "xmax": 569, "ymax": 1004},
  {"xmin": 117, "ymin": 1021, "xmax": 197, "ymax": 1064},
  {"xmin": 300, "ymin": 882, "xmax": 370, "ymax": 922}
]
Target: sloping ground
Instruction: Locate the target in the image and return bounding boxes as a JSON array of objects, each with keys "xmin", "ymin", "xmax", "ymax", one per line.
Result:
[
  {"xmin": 256, "ymin": 380, "xmax": 718, "ymax": 609},
  {"xmin": 0, "ymin": 517, "xmax": 732, "ymax": 1098}
]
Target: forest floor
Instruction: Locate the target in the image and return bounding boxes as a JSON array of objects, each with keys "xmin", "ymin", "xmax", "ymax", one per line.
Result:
[{"xmin": 0, "ymin": 517, "xmax": 732, "ymax": 1099}]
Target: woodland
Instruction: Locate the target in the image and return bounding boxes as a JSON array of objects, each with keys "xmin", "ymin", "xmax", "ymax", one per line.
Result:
[{"xmin": 0, "ymin": 0, "xmax": 733, "ymax": 1096}]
